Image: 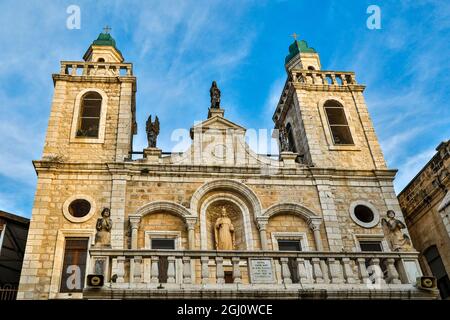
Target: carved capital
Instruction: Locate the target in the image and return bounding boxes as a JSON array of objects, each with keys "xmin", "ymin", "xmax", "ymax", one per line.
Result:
[
  {"xmin": 129, "ymin": 215, "xmax": 141, "ymax": 230},
  {"xmin": 308, "ymin": 218, "xmax": 322, "ymax": 231},
  {"xmin": 255, "ymin": 218, "xmax": 268, "ymax": 231},
  {"xmin": 185, "ymin": 218, "xmax": 197, "ymax": 231}
]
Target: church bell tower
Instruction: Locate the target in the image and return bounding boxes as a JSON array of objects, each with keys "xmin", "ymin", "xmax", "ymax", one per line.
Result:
[
  {"xmin": 273, "ymin": 38, "xmax": 386, "ymax": 170},
  {"xmin": 42, "ymin": 30, "xmax": 137, "ymax": 163}
]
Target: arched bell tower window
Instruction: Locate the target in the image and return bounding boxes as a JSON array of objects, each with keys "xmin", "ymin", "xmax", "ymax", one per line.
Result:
[
  {"xmin": 324, "ymin": 100, "xmax": 354, "ymax": 145},
  {"xmin": 76, "ymin": 92, "xmax": 102, "ymax": 138},
  {"xmin": 286, "ymin": 123, "xmax": 297, "ymax": 152}
]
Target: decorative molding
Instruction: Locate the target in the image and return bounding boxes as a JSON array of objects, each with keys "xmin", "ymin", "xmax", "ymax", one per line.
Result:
[
  {"xmin": 190, "ymin": 179, "xmax": 262, "ymax": 217},
  {"xmin": 62, "ymin": 194, "xmax": 97, "ymax": 223},
  {"xmin": 349, "ymin": 200, "xmax": 380, "ymax": 228},
  {"xmin": 69, "ymin": 88, "xmax": 108, "ymax": 144}
]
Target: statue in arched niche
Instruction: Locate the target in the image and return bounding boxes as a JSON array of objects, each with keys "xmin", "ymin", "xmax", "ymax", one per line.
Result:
[{"xmin": 214, "ymin": 206, "xmax": 235, "ymax": 250}]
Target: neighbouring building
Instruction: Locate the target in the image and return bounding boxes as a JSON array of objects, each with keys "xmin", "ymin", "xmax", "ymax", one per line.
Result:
[
  {"xmin": 398, "ymin": 140, "xmax": 450, "ymax": 299},
  {"xmin": 0, "ymin": 210, "xmax": 30, "ymax": 300},
  {"xmin": 17, "ymin": 31, "xmax": 438, "ymax": 299}
]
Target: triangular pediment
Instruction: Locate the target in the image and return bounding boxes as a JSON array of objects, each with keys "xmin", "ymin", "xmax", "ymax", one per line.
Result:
[{"xmin": 192, "ymin": 115, "xmax": 246, "ymax": 132}]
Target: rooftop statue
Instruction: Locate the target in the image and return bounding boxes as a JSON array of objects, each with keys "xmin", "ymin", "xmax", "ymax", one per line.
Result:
[
  {"xmin": 210, "ymin": 81, "xmax": 221, "ymax": 109},
  {"xmin": 146, "ymin": 115, "xmax": 160, "ymax": 148}
]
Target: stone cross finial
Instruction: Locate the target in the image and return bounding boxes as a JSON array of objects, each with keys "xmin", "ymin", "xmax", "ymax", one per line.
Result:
[
  {"xmin": 291, "ymin": 33, "xmax": 298, "ymax": 40},
  {"xmin": 103, "ymin": 25, "xmax": 112, "ymax": 34}
]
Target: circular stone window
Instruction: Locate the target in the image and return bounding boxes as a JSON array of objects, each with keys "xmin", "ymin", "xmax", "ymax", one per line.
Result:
[
  {"xmin": 63, "ymin": 195, "xmax": 96, "ymax": 223},
  {"xmin": 69, "ymin": 199, "xmax": 91, "ymax": 217},
  {"xmin": 349, "ymin": 201, "xmax": 379, "ymax": 228}
]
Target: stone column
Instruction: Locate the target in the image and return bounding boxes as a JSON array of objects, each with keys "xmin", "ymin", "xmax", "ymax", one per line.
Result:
[
  {"xmin": 308, "ymin": 219, "xmax": 324, "ymax": 251},
  {"xmin": 129, "ymin": 215, "xmax": 141, "ymax": 250},
  {"xmin": 256, "ymin": 219, "xmax": 268, "ymax": 250},
  {"xmin": 185, "ymin": 218, "xmax": 197, "ymax": 250}
]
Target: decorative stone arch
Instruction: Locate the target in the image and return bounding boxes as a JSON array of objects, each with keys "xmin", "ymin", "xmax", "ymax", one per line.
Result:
[
  {"xmin": 70, "ymin": 88, "xmax": 109, "ymax": 144},
  {"xmin": 128, "ymin": 201, "xmax": 197, "ymax": 249},
  {"xmin": 258, "ymin": 202, "xmax": 324, "ymax": 251},
  {"xmin": 190, "ymin": 179, "xmax": 262, "ymax": 217},
  {"xmin": 199, "ymin": 193, "xmax": 255, "ymax": 250}
]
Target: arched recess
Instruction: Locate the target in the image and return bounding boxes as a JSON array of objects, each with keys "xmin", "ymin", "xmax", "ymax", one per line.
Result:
[
  {"xmin": 259, "ymin": 202, "xmax": 324, "ymax": 251},
  {"xmin": 190, "ymin": 179, "xmax": 262, "ymax": 217},
  {"xmin": 70, "ymin": 88, "xmax": 109, "ymax": 144},
  {"xmin": 263, "ymin": 202, "xmax": 321, "ymax": 222},
  {"xmin": 128, "ymin": 201, "xmax": 197, "ymax": 249},
  {"xmin": 199, "ymin": 193, "xmax": 255, "ymax": 250}
]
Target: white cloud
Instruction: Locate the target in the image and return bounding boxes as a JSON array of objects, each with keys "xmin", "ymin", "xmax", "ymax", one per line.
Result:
[{"xmin": 394, "ymin": 148, "xmax": 436, "ymax": 194}]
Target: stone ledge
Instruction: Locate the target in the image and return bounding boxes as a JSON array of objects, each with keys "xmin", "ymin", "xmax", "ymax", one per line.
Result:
[{"xmin": 83, "ymin": 285, "xmax": 438, "ymax": 300}]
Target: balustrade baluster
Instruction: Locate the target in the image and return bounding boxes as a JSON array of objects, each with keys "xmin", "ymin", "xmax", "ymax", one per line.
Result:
[
  {"xmin": 116, "ymin": 256, "xmax": 125, "ymax": 284},
  {"xmin": 369, "ymin": 258, "xmax": 386, "ymax": 285},
  {"xmin": 357, "ymin": 258, "xmax": 369, "ymax": 284},
  {"xmin": 342, "ymin": 258, "xmax": 357, "ymax": 284},
  {"xmin": 132, "ymin": 256, "xmax": 142, "ymax": 283},
  {"xmin": 201, "ymin": 256, "xmax": 209, "ymax": 284},
  {"xmin": 328, "ymin": 258, "xmax": 344, "ymax": 284},
  {"xmin": 167, "ymin": 256, "xmax": 176, "ymax": 283},
  {"xmin": 182, "ymin": 257, "xmax": 192, "ymax": 284},
  {"xmin": 216, "ymin": 257, "xmax": 225, "ymax": 284},
  {"xmin": 384, "ymin": 258, "xmax": 401, "ymax": 284},
  {"xmin": 232, "ymin": 257, "xmax": 242, "ymax": 284},
  {"xmin": 280, "ymin": 258, "xmax": 292, "ymax": 284},
  {"xmin": 296, "ymin": 258, "xmax": 311, "ymax": 284},
  {"xmin": 312, "ymin": 258, "xmax": 324, "ymax": 284},
  {"xmin": 150, "ymin": 256, "xmax": 159, "ymax": 284}
]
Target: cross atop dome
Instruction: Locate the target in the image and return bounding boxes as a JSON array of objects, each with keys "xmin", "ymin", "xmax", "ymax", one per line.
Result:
[{"xmin": 103, "ymin": 25, "xmax": 112, "ymax": 34}]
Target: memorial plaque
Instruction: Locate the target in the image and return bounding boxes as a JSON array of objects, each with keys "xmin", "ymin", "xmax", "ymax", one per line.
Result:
[{"xmin": 249, "ymin": 258, "xmax": 275, "ymax": 284}]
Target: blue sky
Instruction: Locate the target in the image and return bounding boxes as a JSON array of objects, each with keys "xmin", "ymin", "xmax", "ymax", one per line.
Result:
[{"xmin": 0, "ymin": 0, "xmax": 449, "ymax": 218}]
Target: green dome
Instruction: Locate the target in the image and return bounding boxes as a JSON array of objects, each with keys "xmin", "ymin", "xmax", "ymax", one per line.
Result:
[
  {"xmin": 285, "ymin": 40, "xmax": 316, "ymax": 64},
  {"xmin": 93, "ymin": 33, "xmax": 117, "ymax": 48}
]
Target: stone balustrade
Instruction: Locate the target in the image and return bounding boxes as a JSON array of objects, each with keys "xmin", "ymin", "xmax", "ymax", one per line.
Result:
[
  {"xmin": 85, "ymin": 249, "xmax": 423, "ymax": 298},
  {"xmin": 291, "ymin": 70, "xmax": 357, "ymax": 86},
  {"xmin": 59, "ymin": 61, "xmax": 133, "ymax": 77}
]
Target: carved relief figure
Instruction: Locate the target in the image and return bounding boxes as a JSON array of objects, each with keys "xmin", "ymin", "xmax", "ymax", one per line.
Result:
[
  {"xmin": 381, "ymin": 210, "xmax": 412, "ymax": 251},
  {"xmin": 210, "ymin": 81, "xmax": 221, "ymax": 109},
  {"xmin": 146, "ymin": 115, "xmax": 160, "ymax": 148},
  {"xmin": 95, "ymin": 208, "xmax": 112, "ymax": 247},
  {"xmin": 214, "ymin": 206, "xmax": 235, "ymax": 250}
]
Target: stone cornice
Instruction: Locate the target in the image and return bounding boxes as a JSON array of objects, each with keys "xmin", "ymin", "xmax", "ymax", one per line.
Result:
[
  {"xmin": 32, "ymin": 160, "xmax": 397, "ymax": 182},
  {"xmin": 292, "ymin": 82, "xmax": 366, "ymax": 92},
  {"xmin": 52, "ymin": 74, "xmax": 136, "ymax": 86}
]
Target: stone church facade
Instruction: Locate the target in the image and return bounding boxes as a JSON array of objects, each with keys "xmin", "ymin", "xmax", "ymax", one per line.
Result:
[{"xmin": 17, "ymin": 32, "xmax": 437, "ymax": 299}]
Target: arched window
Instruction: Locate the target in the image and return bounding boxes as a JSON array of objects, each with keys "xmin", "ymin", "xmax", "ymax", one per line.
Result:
[
  {"xmin": 423, "ymin": 245, "xmax": 450, "ymax": 299},
  {"xmin": 76, "ymin": 92, "xmax": 102, "ymax": 138},
  {"xmin": 307, "ymin": 66, "xmax": 315, "ymax": 70},
  {"xmin": 324, "ymin": 100, "xmax": 354, "ymax": 145},
  {"xmin": 286, "ymin": 123, "xmax": 297, "ymax": 152},
  {"xmin": 97, "ymin": 58, "xmax": 105, "ymax": 62}
]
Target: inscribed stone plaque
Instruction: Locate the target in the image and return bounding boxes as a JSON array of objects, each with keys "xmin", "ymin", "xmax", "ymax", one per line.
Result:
[{"xmin": 249, "ymin": 258, "xmax": 275, "ymax": 284}]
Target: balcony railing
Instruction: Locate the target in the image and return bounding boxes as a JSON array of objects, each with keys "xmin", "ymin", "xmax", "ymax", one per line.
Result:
[
  {"xmin": 59, "ymin": 61, "xmax": 133, "ymax": 77},
  {"xmin": 86, "ymin": 249, "xmax": 421, "ymax": 292},
  {"xmin": 291, "ymin": 70, "xmax": 357, "ymax": 86}
]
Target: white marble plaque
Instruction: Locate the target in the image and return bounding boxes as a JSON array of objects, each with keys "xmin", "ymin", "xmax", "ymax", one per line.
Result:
[{"xmin": 249, "ymin": 258, "xmax": 275, "ymax": 284}]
